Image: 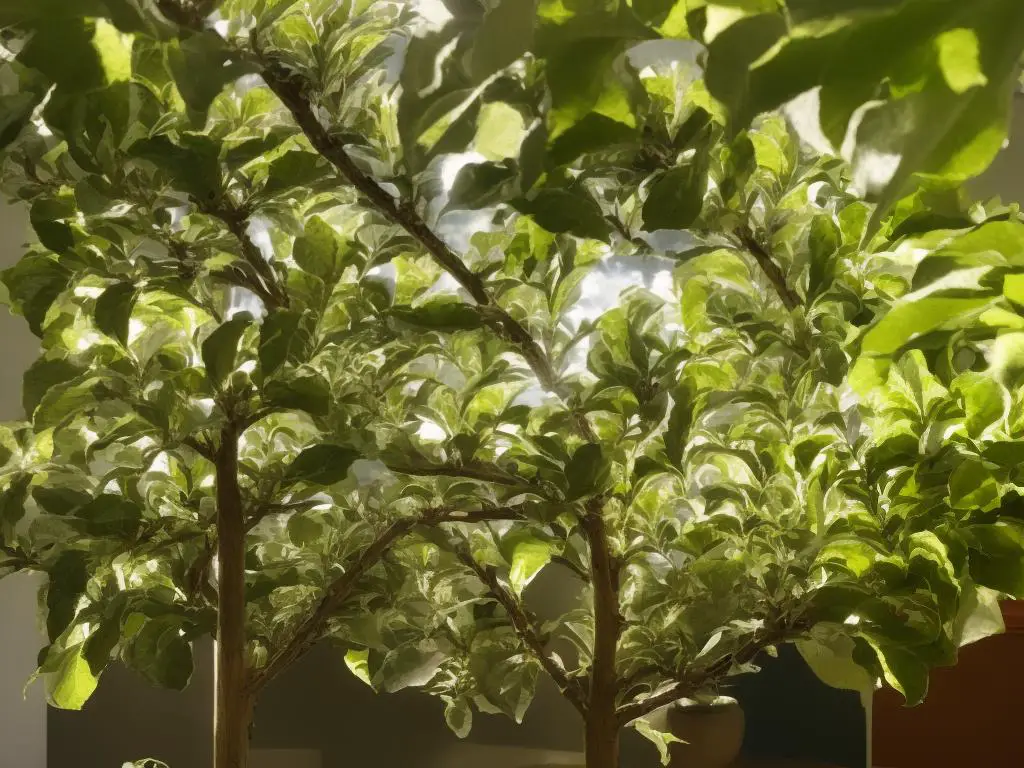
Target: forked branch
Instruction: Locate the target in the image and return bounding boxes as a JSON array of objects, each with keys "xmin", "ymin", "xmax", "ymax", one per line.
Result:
[{"xmin": 453, "ymin": 542, "xmax": 588, "ymax": 715}]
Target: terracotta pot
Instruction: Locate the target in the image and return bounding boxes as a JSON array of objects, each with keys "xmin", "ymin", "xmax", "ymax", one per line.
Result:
[{"xmin": 662, "ymin": 697, "xmax": 745, "ymax": 768}]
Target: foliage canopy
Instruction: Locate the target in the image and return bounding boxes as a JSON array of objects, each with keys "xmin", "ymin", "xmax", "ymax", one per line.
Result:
[{"xmin": 2, "ymin": 1, "xmax": 1024, "ymax": 767}]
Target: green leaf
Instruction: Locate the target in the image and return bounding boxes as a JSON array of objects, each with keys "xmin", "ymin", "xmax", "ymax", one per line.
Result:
[
  {"xmin": 201, "ymin": 315, "xmax": 253, "ymax": 388},
  {"xmin": 952, "ymin": 585, "xmax": 1004, "ymax": 648},
  {"xmin": 259, "ymin": 308, "xmax": 304, "ymax": 377},
  {"xmin": 565, "ymin": 442, "xmax": 608, "ymax": 500},
  {"xmin": 448, "ymin": 162, "xmax": 517, "ymax": 210},
  {"xmin": 952, "ymin": 372, "xmax": 1006, "ymax": 437},
  {"xmin": 642, "ymin": 159, "xmax": 709, "ymax": 231},
  {"xmin": 469, "ymin": 0, "xmax": 534, "ymax": 81},
  {"xmin": 515, "ymin": 189, "xmax": 610, "ymax": 240},
  {"xmin": 263, "ymin": 372, "xmax": 331, "ymax": 415},
  {"xmin": 797, "ymin": 633, "xmax": 874, "ymax": 693},
  {"xmin": 94, "ymin": 283, "xmax": 138, "ymax": 345},
  {"xmin": 286, "ymin": 513, "xmax": 322, "ymax": 547},
  {"xmin": 2, "ymin": 254, "xmax": 72, "ymax": 336},
  {"xmin": 546, "ymin": 38, "xmax": 640, "ymax": 163},
  {"xmin": 631, "ymin": 718, "xmax": 683, "ymax": 766},
  {"xmin": 284, "ymin": 444, "xmax": 361, "ymax": 486},
  {"xmin": 860, "ymin": 297, "xmax": 990, "ymax": 355},
  {"xmin": 345, "ymin": 648, "xmax": 372, "ymax": 686},
  {"xmin": 948, "ymin": 458, "xmax": 998, "ymax": 511},
  {"xmin": 48, "ymin": 646, "xmax": 98, "ymax": 710},
  {"xmin": 391, "ymin": 301, "xmax": 483, "ymax": 332},
  {"xmin": 503, "ymin": 532, "xmax": 553, "ymax": 595},
  {"xmin": 130, "ymin": 135, "xmax": 222, "ymax": 203},
  {"xmin": 76, "ymin": 494, "xmax": 143, "ymax": 537},
  {"xmin": 866, "ymin": 638, "xmax": 929, "ymax": 706},
  {"xmin": 123, "ymin": 618, "xmax": 194, "ymax": 690},
  {"xmin": 46, "ymin": 551, "xmax": 89, "ymax": 642},
  {"xmin": 167, "ymin": 30, "xmax": 258, "ymax": 119},
  {"xmin": 444, "ymin": 695, "xmax": 473, "ymax": 739},
  {"xmin": 0, "ymin": 475, "xmax": 31, "ymax": 539},
  {"xmin": 23, "ymin": 358, "xmax": 84, "ymax": 417},
  {"xmin": 966, "ymin": 523, "xmax": 1024, "ymax": 597},
  {"xmin": 262, "ymin": 151, "xmax": 328, "ymax": 196},
  {"xmin": 19, "ymin": 18, "xmax": 130, "ymax": 93},
  {"xmin": 293, "ymin": 217, "xmax": 358, "ymax": 282}
]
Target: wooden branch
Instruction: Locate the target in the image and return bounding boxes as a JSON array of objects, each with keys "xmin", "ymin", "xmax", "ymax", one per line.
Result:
[
  {"xmin": 614, "ymin": 625, "xmax": 791, "ymax": 724},
  {"xmin": 385, "ymin": 460, "xmax": 535, "ymax": 488},
  {"xmin": 454, "ymin": 542, "xmax": 588, "ymax": 715},
  {"xmin": 252, "ymin": 53, "xmax": 591, "ymax": 419},
  {"xmin": 250, "ymin": 504, "xmax": 531, "ymax": 692},
  {"xmin": 736, "ymin": 227, "xmax": 800, "ymax": 311},
  {"xmin": 182, "ymin": 435, "xmax": 216, "ymax": 462},
  {"xmin": 252, "ymin": 515, "xmax": 420, "ymax": 691},
  {"xmin": 202, "ymin": 203, "xmax": 289, "ymax": 310}
]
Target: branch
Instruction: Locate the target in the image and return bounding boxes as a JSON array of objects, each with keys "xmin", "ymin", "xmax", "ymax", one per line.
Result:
[
  {"xmin": 453, "ymin": 541, "xmax": 588, "ymax": 715},
  {"xmin": 385, "ymin": 460, "xmax": 535, "ymax": 488},
  {"xmin": 614, "ymin": 624, "xmax": 793, "ymax": 724},
  {"xmin": 250, "ymin": 503, "xmax": 531, "ymax": 691},
  {"xmin": 252, "ymin": 52, "xmax": 595, "ymax": 434},
  {"xmin": 736, "ymin": 227, "xmax": 800, "ymax": 312},
  {"xmin": 182, "ymin": 435, "xmax": 216, "ymax": 462},
  {"xmin": 201, "ymin": 202, "xmax": 289, "ymax": 310},
  {"xmin": 253, "ymin": 515, "xmax": 420, "ymax": 691}
]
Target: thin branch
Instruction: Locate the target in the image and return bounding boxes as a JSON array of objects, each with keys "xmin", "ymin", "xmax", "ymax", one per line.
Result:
[
  {"xmin": 736, "ymin": 227, "xmax": 800, "ymax": 311},
  {"xmin": 253, "ymin": 515, "xmax": 420, "ymax": 691},
  {"xmin": 251, "ymin": 503, "xmax": 532, "ymax": 692},
  {"xmin": 614, "ymin": 624, "xmax": 794, "ymax": 724},
  {"xmin": 201, "ymin": 202, "xmax": 289, "ymax": 310},
  {"xmin": 182, "ymin": 435, "xmax": 216, "ymax": 462},
  {"xmin": 433, "ymin": 506, "xmax": 530, "ymax": 524},
  {"xmin": 453, "ymin": 541, "xmax": 588, "ymax": 715},
  {"xmin": 386, "ymin": 460, "xmax": 536, "ymax": 489},
  {"xmin": 252, "ymin": 52, "xmax": 595, "ymax": 440}
]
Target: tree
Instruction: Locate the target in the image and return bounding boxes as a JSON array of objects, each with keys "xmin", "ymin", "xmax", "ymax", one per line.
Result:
[{"xmin": 2, "ymin": 2, "xmax": 1024, "ymax": 768}]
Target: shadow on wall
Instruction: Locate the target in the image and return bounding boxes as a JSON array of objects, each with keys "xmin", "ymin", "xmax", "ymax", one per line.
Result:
[{"xmin": 48, "ymin": 641, "xmax": 214, "ymax": 768}]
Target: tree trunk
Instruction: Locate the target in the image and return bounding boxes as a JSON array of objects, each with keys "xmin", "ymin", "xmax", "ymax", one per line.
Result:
[
  {"xmin": 215, "ymin": 423, "xmax": 251, "ymax": 768},
  {"xmin": 582, "ymin": 504, "xmax": 622, "ymax": 768},
  {"xmin": 584, "ymin": 708, "xmax": 621, "ymax": 768}
]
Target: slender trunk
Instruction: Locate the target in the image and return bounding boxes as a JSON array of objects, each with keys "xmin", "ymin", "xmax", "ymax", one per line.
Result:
[
  {"xmin": 584, "ymin": 710, "xmax": 621, "ymax": 768},
  {"xmin": 215, "ymin": 422, "xmax": 251, "ymax": 768},
  {"xmin": 582, "ymin": 503, "xmax": 622, "ymax": 768}
]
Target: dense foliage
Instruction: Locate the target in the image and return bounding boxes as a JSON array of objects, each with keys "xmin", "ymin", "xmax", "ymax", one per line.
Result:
[{"xmin": 2, "ymin": 2, "xmax": 1024, "ymax": 767}]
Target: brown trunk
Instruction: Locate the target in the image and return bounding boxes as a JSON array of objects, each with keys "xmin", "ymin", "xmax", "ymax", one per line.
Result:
[
  {"xmin": 582, "ymin": 503, "xmax": 622, "ymax": 768},
  {"xmin": 215, "ymin": 423, "xmax": 251, "ymax": 768},
  {"xmin": 584, "ymin": 705, "xmax": 621, "ymax": 768}
]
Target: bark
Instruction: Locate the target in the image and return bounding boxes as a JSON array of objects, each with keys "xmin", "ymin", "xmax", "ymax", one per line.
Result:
[
  {"xmin": 215, "ymin": 422, "xmax": 251, "ymax": 768},
  {"xmin": 582, "ymin": 501, "xmax": 622, "ymax": 768},
  {"xmin": 585, "ymin": 709, "xmax": 621, "ymax": 768}
]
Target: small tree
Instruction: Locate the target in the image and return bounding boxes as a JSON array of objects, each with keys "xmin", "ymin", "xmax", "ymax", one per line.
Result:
[{"xmin": 2, "ymin": 3, "xmax": 1024, "ymax": 768}]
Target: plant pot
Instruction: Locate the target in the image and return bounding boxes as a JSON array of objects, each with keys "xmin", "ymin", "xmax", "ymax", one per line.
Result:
[{"xmin": 660, "ymin": 696, "xmax": 745, "ymax": 768}]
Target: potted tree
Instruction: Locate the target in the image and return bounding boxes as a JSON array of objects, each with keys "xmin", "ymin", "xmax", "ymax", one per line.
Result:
[{"xmin": 2, "ymin": 2, "xmax": 1024, "ymax": 768}]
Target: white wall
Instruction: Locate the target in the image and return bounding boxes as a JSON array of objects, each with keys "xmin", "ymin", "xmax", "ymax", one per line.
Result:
[{"xmin": 0, "ymin": 200, "xmax": 46, "ymax": 768}]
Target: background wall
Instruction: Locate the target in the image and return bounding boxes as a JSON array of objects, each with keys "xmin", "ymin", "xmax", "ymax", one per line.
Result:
[{"xmin": 0, "ymin": 200, "xmax": 47, "ymax": 768}]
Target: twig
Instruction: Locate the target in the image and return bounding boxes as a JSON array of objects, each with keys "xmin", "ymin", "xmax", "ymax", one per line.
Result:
[
  {"xmin": 614, "ymin": 624, "xmax": 793, "ymax": 724},
  {"xmin": 251, "ymin": 503, "xmax": 533, "ymax": 692},
  {"xmin": 736, "ymin": 227, "xmax": 800, "ymax": 311},
  {"xmin": 386, "ymin": 460, "xmax": 536, "ymax": 489},
  {"xmin": 201, "ymin": 202, "xmax": 289, "ymax": 310},
  {"xmin": 453, "ymin": 541, "xmax": 588, "ymax": 715},
  {"xmin": 252, "ymin": 52, "xmax": 598, "ymax": 442}
]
